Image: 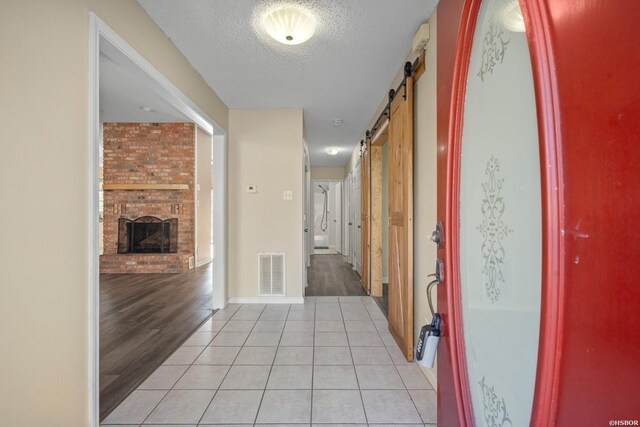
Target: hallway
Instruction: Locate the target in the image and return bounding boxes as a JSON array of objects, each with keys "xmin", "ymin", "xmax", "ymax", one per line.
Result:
[
  {"xmin": 102, "ymin": 297, "xmax": 436, "ymax": 425},
  {"xmin": 306, "ymin": 255, "xmax": 366, "ymax": 296}
]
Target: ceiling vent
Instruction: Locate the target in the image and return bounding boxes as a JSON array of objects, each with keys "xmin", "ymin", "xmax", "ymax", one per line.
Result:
[{"xmin": 259, "ymin": 253, "xmax": 286, "ymax": 296}]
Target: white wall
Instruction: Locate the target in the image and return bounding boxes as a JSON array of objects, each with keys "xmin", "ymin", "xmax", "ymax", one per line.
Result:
[
  {"xmin": 314, "ymin": 186, "xmax": 329, "ymax": 244},
  {"xmin": 333, "ymin": 182, "xmax": 342, "ymax": 251},
  {"xmin": 313, "ymin": 181, "xmax": 342, "ymax": 252},
  {"xmin": 197, "ymin": 126, "xmax": 213, "ymax": 265},
  {"xmin": 0, "ymin": 1, "xmax": 228, "ymax": 424},
  {"xmin": 228, "ymin": 109, "xmax": 304, "ymax": 300}
]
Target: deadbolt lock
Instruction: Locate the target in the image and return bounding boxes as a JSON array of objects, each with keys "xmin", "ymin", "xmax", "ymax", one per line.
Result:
[{"xmin": 431, "ymin": 221, "xmax": 444, "ymax": 247}]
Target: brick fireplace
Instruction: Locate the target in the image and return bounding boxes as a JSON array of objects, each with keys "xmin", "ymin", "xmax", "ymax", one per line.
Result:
[{"xmin": 100, "ymin": 122, "xmax": 196, "ymax": 273}]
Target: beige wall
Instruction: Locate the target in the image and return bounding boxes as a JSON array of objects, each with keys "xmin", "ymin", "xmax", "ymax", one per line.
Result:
[
  {"xmin": 345, "ymin": 145, "xmax": 362, "ymax": 178},
  {"xmin": 89, "ymin": 0, "xmax": 228, "ymax": 131},
  {"xmin": 0, "ymin": 1, "xmax": 228, "ymax": 424},
  {"xmin": 197, "ymin": 127, "xmax": 213, "ymax": 264},
  {"xmin": 310, "ymin": 166, "xmax": 345, "ymax": 181},
  {"xmin": 0, "ymin": 2, "xmax": 89, "ymax": 424},
  {"xmin": 228, "ymin": 109, "xmax": 304, "ymax": 300},
  {"xmin": 413, "ymin": 10, "xmax": 438, "ymax": 388},
  {"xmin": 343, "ymin": 10, "xmax": 438, "ymax": 388}
]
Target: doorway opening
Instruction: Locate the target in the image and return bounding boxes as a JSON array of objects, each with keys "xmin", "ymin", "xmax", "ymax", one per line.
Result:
[
  {"xmin": 312, "ymin": 180, "xmax": 342, "ymax": 254},
  {"xmin": 306, "ymin": 179, "xmax": 365, "ymax": 296},
  {"xmin": 89, "ymin": 13, "xmax": 227, "ymax": 424},
  {"xmin": 370, "ymin": 126, "xmax": 390, "ymax": 316}
]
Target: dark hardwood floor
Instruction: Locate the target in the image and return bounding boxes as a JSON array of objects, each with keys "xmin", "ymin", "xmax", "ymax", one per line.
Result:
[
  {"xmin": 100, "ymin": 263, "xmax": 213, "ymax": 420},
  {"xmin": 305, "ymin": 254, "xmax": 367, "ymax": 296}
]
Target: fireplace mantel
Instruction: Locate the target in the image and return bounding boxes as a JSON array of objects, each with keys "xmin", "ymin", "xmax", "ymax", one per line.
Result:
[{"xmin": 103, "ymin": 184, "xmax": 190, "ymax": 191}]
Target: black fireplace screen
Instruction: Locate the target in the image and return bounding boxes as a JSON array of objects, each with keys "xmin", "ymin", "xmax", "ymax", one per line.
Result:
[{"xmin": 117, "ymin": 216, "xmax": 178, "ymax": 254}]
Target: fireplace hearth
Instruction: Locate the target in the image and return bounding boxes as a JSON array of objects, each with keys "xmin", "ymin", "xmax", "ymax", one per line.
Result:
[{"xmin": 118, "ymin": 216, "xmax": 178, "ymax": 254}]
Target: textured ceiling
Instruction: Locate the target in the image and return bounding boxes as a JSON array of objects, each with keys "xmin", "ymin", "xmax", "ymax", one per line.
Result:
[
  {"xmin": 100, "ymin": 53, "xmax": 189, "ymax": 123},
  {"xmin": 138, "ymin": 0, "xmax": 438, "ymax": 166}
]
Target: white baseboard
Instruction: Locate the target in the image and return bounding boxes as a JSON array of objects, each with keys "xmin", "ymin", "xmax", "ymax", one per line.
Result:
[
  {"xmin": 196, "ymin": 257, "xmax": 212, "ymax": 267},
  {"xmin": 228, "ymin": 296, "xmax": 305, "ymax": 304}
]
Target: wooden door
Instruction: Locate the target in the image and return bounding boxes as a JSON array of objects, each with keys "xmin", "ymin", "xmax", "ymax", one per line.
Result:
[
  {"xmin": 437, "ymin": 0, "xmax": 640, "ymax": 425},
  {"xmin": 370, "ymin": 143, "xmax": 384, "ymax": 297},
  {"xmin": 361, "ymin": 141, "xmax": 371, "ymax": 294},
  {"xmin": 388, "ymin": 77, "xmax": 414, "ymax": 361}
]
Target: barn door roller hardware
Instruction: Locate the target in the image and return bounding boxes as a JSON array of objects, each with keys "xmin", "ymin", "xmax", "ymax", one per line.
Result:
[{"xmin": 365, "ymin": 57, "xmax": 419, "ymax": 142}]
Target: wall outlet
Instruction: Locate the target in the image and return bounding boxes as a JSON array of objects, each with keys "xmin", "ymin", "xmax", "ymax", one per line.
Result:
[
  {"xmin": 283, "ymin": 190, "xmax": 293, "ymax": 200},
  {"xmin": 247, "ymin": 185, "xmax": 258, "ymax": 193}
]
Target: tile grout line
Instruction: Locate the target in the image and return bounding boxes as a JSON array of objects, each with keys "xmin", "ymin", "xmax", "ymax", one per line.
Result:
[
  {"xmin": 372, "ymin": 296, "xmax": 427, "ymax": 425},
  {"xmin": 108, "ymin": 308, "xmax": 226, "ymax": 424},
  {"xmin": 195, "ymin": 303, "xmax": 265, "ymax": 426},
  {"xmin": 111, "ymin": 298, "xmax": 429, "ymax": 426},
  {"xmin": 136, "ymin": 307, "xmax": 237, "ymax": 426},
  {"xmin": 252, "ymin": 303, "xmax": 291, "ymax": 425},
  {"xmin": 309, "ymin": 297, "xmax": 316, "ymax": 425},
  {"xmin": 342, "ymin": 299, "xmax": 369, "ymax": 426}
]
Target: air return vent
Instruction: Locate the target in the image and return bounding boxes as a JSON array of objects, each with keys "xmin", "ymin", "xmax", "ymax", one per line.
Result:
[{"xmin": 259, "ymin": 253, "xmax": 286, "ymax": 296}]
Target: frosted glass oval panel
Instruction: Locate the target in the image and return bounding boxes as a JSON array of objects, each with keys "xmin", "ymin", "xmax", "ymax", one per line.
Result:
[{"xmin": 459, "ymin": 0, "xmax": 542, "ymax": 426}]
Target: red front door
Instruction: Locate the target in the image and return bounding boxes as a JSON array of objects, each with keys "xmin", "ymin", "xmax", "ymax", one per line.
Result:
[{"xmin": 436, "ymin": 0, "xmax": 640, "ymax": 426}]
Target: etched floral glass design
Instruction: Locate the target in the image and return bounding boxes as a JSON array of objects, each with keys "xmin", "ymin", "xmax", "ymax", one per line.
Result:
[{"xmin": 459, "ymin": 0, "xmax": 542, "ymax": 426}]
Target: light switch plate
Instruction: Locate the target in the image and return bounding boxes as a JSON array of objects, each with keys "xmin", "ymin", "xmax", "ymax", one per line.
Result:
[
  {"xmin": 283, "ymin": 190, "xmax": 293, "ymax": 200},
  {"xmin": 247, "ymin": 185, "xmax": 258, "ymax": 193}
]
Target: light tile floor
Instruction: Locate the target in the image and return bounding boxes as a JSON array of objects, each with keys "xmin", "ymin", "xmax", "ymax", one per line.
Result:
[{"xmin": 102, "ymin": 296, "xmax": 437, "ymax": 426}]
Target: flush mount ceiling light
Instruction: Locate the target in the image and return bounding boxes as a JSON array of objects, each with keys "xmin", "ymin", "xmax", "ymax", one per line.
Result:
[
  {"xmin": 501, "ymin": 1, "xmax": 526, "ymax": 33},
  {"xmin": 326, "ymin": 147, "xmax": 339, "ymax": 156},
  {"xmin": 263, "ymin": 6, "xmax": 317, "ymax": 45},
  {"xmin": 141, "ymin": 106, "xmax": 153, "ymax": 112},
  {"xmin": 333, "ymin": 119, "xmax": 344, "ymax": 127}
]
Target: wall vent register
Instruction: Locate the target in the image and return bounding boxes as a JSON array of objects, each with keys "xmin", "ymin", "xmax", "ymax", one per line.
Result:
[{"xmin": 259, "ymin": 253, "xmax": 286, "ymax": 296}]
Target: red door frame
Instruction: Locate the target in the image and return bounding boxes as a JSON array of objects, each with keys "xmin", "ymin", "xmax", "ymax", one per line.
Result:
[{"xmin": 438, "ymin": 0, "xmax": 640, "ymax": 425}]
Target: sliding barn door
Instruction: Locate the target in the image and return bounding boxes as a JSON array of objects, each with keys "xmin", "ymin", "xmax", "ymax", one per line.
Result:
[
  {"xmin": 388, "ymin": 79, "xmax": 414, "ymax": 360},
  {"xmin": 361, "ymin": 142, "xmax": 371, "ymax": 294}
]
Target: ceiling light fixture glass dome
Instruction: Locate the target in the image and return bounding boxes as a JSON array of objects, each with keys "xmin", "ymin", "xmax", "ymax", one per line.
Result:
[
  {"xmin": 326, "ymin": 147, "xmax": 339, "ymax": 156},
  {"xmin": 263, "ymin": 6, "xmax": 317, "ymax": 45}
]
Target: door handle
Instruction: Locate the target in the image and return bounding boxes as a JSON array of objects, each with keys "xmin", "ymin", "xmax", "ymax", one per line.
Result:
[
  {"xmin": 429, "ymin": 258, "xmax": 445, "ymax": 284},
  {"xmin": 304, "ymin": 229, "xmax": 308, "ymax": 232}
]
